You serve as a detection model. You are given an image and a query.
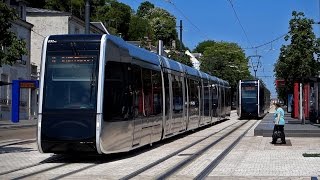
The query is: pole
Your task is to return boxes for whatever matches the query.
[299,83,304,123]
[179,20,182,52]
[85,0,90,34]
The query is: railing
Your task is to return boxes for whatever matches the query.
[0,98,11,105]
[0,98,27,107]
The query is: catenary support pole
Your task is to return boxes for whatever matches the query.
[85,0,90,34]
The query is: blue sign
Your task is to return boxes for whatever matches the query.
[11,80,39,123]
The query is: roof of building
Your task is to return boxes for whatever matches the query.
[26,7,71,16]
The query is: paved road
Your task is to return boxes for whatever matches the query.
[0,111,319,179]
[0,126,36,141]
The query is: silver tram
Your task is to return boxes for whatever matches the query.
[37,34,231,154]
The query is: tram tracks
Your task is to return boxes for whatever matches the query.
[0,113,258,179]
[121,119,259,180]
[0,139,35,148]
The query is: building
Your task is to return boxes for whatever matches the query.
[0,3,109,121]
[185,50,201,70]
[26,7,109,76]
[0,0,33,120]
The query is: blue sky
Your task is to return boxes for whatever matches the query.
[119,0,319,98]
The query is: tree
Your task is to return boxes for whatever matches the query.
[128,15,151,41]
[25,0,46,8]
[148,8,177,46]
[44,0,106,20]
[92,1,132,39]
[135,2,177,47]
[274,11,319,101]
[0,2,27,67]
[168,51,193,67]
[137,1,154,18]
[199,41,251,94]
[193,40,215,54]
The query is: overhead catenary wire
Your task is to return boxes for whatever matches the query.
[163,0,211,40]
[226,0,253,49]
[149,0,286,51]
[244,33,287,49]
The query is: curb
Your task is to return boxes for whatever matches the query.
[0,124,37,129]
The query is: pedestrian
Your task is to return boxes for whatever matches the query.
[272,102,286,144]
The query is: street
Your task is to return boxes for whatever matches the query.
[0,127,36,142]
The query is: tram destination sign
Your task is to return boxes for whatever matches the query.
[49,56,96,64]
[242,86,256,91]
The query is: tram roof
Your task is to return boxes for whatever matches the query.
[184,64,200,77]
[161,57,184,73]
[198,71,210,81]
[241,79,259,84]
[48,34,103,42]
[106,35,160,66]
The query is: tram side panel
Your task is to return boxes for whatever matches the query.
[100,48,163,153]
[211,83,219,123]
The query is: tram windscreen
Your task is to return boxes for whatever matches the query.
[43,42,100,110]
[241,86,257,104]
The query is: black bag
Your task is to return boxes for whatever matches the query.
[272,130,281,140]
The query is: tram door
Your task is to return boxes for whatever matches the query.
[132,66,143,147]
[211,84,218,122]
[171,74,185,133]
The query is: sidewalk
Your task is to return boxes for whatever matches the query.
[254,106,320,137]
[0,118,37,129]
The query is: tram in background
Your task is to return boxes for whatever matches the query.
[237,79,270,119]
[37,34,231,154]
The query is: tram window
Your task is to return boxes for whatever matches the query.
[142,68,153,116]
[241,86,257,104]
[211,84,218,110]
[151,71,162,116]
[172,75,183,114]
[131,65,143,118]
[164,73,170,118]
[43,55,98,110]
[103,61,131,121]
[140,68,162,117]
[203,82,210,116]
[188,79,199,116]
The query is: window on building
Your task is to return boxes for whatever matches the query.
[1,74,9,104]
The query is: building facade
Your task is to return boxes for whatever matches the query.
[26,7,108,74]
[0,2,108,121]
[0,0,33,120]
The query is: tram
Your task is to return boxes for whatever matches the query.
[237,79,270,119]
[37,34,231,154]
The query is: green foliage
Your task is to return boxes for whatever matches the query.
[274,11,319,100]
[44,0,106,20]
[168,51,193,67]
[199,41,251,91]
[92,1,131,39]
[0,2,27,67]
[137,1,154,18]
[128,15,151,41]
[193,40,215,54]
[146,8,177,47]
[25,0,46,8]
